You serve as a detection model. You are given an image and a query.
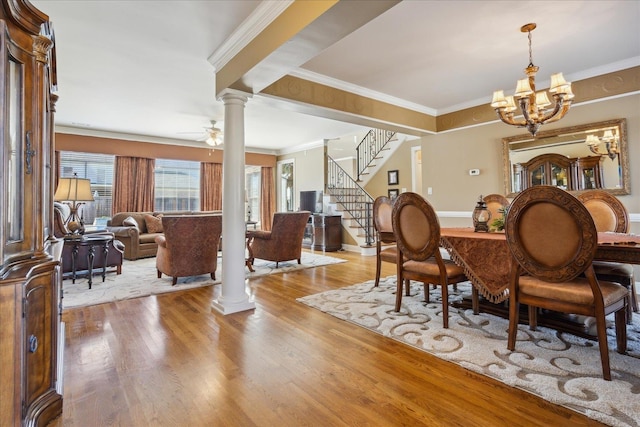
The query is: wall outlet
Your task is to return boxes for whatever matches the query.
[427,187,433,195]
[469,169,480,176]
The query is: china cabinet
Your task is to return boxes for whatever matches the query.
[0,1,62,426]
[573,155,605,190]
[519,153,573,191]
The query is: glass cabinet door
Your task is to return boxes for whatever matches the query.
[550,164,569,190]
[7,57,24,244]
[531,165,545,186]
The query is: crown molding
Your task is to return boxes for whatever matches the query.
[207,1,293,72]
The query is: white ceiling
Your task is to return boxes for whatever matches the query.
[33,0,640,154]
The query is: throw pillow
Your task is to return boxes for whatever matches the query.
[122,216,139,230]
[144,214,163,233]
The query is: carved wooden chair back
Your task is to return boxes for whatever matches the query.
[505,186,628,380]
[577,190,629,233]
[373,196,397,287]
[391,192,468,328]
[483,194,509,224]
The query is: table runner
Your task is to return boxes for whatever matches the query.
[440,227,513,303]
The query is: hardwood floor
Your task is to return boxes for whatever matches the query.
[50,250,604,427]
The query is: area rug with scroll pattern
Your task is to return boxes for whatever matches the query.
[63,251,346,310]
[297,277,640,427]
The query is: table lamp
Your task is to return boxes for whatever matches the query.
[54,173,94,234]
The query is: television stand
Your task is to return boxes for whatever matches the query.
[302,214,342,252]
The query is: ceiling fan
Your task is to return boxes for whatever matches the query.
[203,120,223,146]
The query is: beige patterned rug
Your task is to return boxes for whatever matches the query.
[63,251,346,310]
[298,277,640,427]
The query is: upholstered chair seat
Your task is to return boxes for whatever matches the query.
[505,186,628,381]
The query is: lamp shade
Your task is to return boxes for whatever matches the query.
[54,176,94,202]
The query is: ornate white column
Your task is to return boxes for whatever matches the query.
[211,89,255,314]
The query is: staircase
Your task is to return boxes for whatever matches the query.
[356,129,398,182]
[324,129,399,252]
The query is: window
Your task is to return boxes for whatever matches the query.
[245,165,261,224]
[155,159,200,211]
[59,151,115,224]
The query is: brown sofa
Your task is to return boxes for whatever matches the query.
[107,210,221,260]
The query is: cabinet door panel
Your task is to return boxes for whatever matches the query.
[24,271,55,409]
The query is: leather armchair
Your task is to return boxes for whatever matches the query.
[155,214,222,285]
[247,211,311,268]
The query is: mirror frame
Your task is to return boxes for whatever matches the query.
[502,118,630,197]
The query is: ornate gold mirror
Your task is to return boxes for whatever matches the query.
[502,118,629,197]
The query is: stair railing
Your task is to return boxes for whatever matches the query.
[356,129,397,181]
[326,155,374,246]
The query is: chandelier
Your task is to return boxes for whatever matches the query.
[585,129,619,160]
[490,23,574,136]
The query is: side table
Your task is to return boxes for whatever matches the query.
[63,234,113,289]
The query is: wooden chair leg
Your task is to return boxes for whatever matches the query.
[594,312,612,381]
[172,277,177,286]
[442,285,449,329]
[375,253,382,287]
[528,305,537,330]
[210,272,216,280]
[157,270,162,279]
[507,297,519,351]
[615,300,628,354]
[405,279,411,296]
[395,274,404,312]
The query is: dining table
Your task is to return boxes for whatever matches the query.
[439,227,640,337]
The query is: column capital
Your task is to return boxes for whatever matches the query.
[217,88,252,104]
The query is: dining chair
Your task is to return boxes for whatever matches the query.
[577,190,638,319]
[392,192,468,328]
[373,196,398,287]
[505,186,628,380]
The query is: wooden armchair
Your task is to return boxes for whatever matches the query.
[577,190,638,319]
[247,211,311,268]
[373,196,398,287]
[505,186,628,380]
[392,192,470,328]
[155,215,222,285]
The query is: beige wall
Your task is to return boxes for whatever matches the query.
[278,146,324,210]
[280,95,639,249]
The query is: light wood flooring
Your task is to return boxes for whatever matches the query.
[50,250,604,426]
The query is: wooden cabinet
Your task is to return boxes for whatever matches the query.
[0,1,62,426]
[517,153,605,191]
[573,155,605,190]
[302,214,342,252]
[519,153,573,191]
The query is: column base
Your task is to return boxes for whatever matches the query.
[211,296,255,315]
